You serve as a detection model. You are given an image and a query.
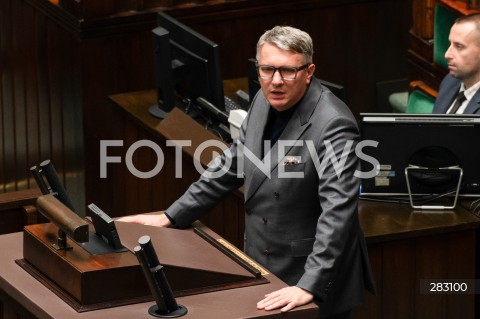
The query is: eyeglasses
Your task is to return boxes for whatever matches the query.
[256,63,310,81]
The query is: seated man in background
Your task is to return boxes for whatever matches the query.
[433,13,480,114]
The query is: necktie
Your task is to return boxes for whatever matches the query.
[448,91,466,114]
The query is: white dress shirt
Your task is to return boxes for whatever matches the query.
[447,80,480,114]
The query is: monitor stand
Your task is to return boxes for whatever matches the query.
[149,104,170,119]
[405,166,463,210]
[149,101,200,120]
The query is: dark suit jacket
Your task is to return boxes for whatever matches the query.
[167,77,376,317]
[433,74,480,114]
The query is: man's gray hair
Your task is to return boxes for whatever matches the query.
[256,26,314,64]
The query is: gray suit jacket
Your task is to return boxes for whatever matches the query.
[433,74,480,114]
[167,77,375,317]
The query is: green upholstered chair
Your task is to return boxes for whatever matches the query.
[406,90,435,113]
[434,4,461,70]
[389,91,409,113]
[406,81,437,114]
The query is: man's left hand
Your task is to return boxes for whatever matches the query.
[256,286,314,312]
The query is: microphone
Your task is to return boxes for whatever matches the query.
[134,235,187,318]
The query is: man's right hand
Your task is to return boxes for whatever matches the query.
[117,211,171,227]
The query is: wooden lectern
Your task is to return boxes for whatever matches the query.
[18,222,270,312]
[9,197,318,318]
[17,215,271,312]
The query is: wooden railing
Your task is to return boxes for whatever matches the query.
[0,188,47,235]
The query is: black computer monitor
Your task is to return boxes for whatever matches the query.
[150,12,225,119]
[359,113,480,199]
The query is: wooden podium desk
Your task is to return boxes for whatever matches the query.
[0,222,319,319]
[354,199,480,319]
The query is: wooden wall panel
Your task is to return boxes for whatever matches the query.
[0,0,84,213]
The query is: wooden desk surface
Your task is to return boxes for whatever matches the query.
[0,223,318,319]
[359,199,480,243]
[108,86,245,193]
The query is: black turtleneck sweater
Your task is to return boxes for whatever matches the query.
[263,104,298,147]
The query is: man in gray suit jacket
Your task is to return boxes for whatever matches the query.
[120,26,375,319]
[433,14,480,114]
